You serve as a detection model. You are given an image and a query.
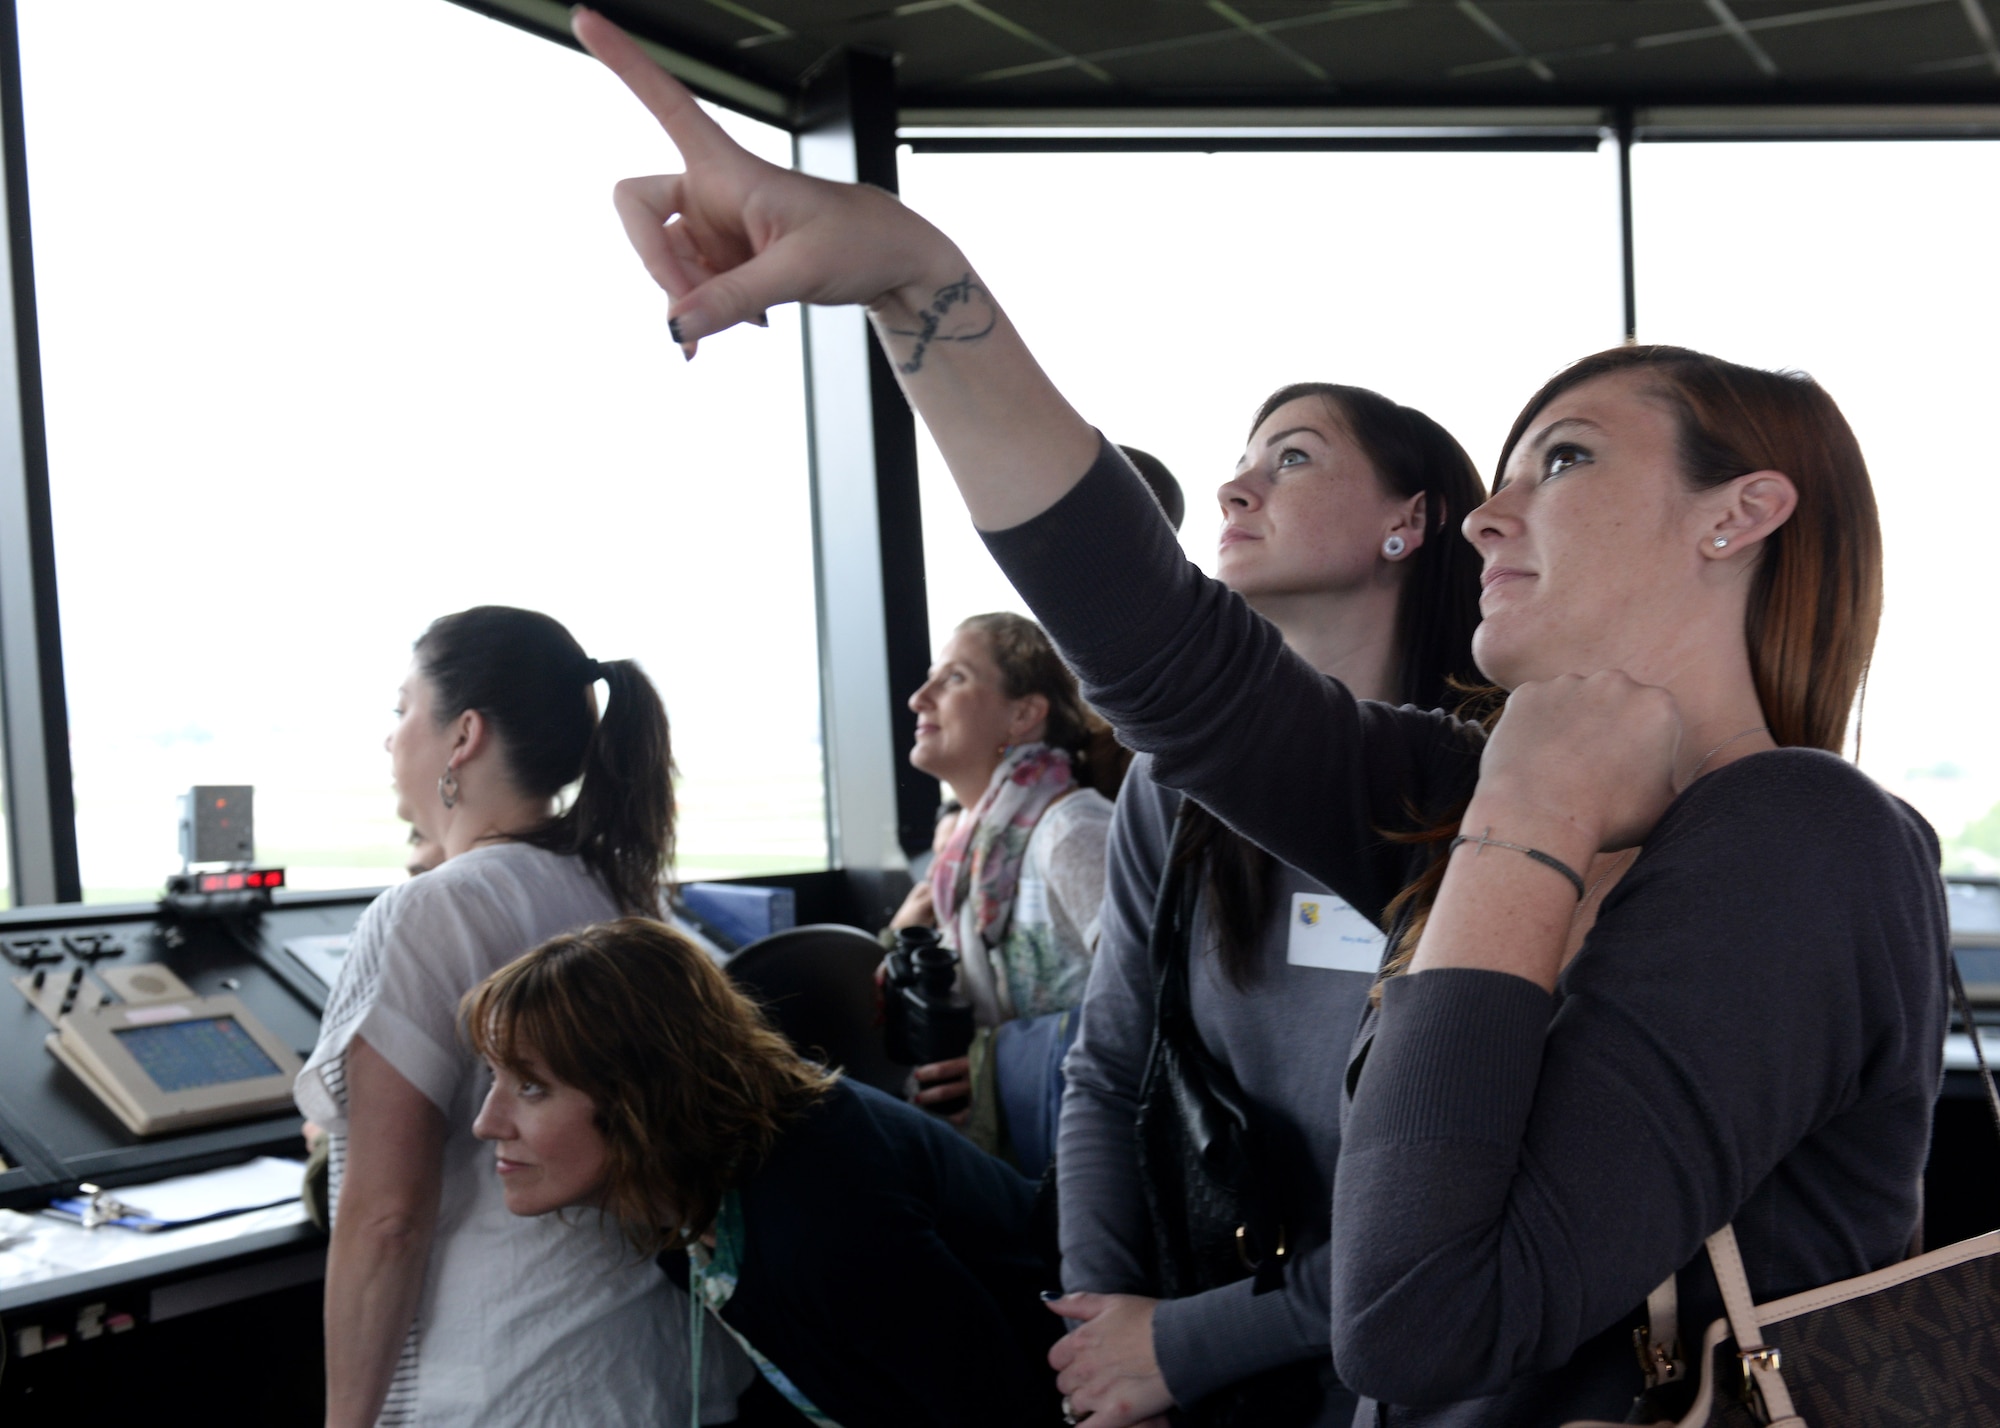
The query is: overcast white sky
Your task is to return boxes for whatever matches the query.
[11,0,2000,897]
[18,0,823,896]
[902,139,2000,866]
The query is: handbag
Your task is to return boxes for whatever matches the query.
[1134,804,1322,1427]
[1566,957,2000,1428]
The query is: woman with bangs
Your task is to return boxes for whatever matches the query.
[466,919,1062,1428]
[1051,381,1484,1428]
[567,16,1948,1427]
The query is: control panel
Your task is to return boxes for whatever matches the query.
[0,892,370,1208]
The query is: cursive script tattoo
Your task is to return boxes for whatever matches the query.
[886,274,997,374]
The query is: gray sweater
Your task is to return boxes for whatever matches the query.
[1058,756,1371,1422]
[988,438,1948,1427]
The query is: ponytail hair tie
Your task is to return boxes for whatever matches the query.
[584,658,607,681]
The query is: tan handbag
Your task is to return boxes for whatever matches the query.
[1566,961,2000,1428]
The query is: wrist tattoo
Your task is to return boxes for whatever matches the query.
[885,274,996,374]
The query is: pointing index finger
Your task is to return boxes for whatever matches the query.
[571,7,730,161]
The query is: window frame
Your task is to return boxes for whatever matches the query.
[0,2,1994,904]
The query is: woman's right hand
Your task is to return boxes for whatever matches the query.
[574,8,1100,532]
[572,9,965,349]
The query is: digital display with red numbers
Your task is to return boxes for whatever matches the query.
[195,868,285,893]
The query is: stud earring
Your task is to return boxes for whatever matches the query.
[1712,537,1729,550]
[438,767,460,810]
[1383,535,1407,558]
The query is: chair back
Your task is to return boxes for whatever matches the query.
[726,925,906,1096]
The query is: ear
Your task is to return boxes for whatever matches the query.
[449,708,491,768]
[1384,491,1427,560]
[1010,692,1050,743]
[1703,470,1799,561]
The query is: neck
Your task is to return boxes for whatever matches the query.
[1247,584,1402,700]
[439,792,553,861]
[945,757,1003,815]
[1637,635,1777,790]
[1674,710,1776,787]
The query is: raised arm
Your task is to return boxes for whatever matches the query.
[573,9,1095,531]
[572,10,1478,902]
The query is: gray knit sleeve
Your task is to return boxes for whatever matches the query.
[981,437,1482,925]
[1329,752,1947,1409]
[1057,762,1171,1297]
[1058,760,1336,1405]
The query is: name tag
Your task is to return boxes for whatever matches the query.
[1287,892,1386,974]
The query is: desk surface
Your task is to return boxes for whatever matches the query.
[0,1199,319,1314]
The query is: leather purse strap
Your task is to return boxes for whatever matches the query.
[1147,803,1203,1039]
[1703,1224,1802,1425]
[1949,954,2000,1147]
[1639,1275,1681,1387]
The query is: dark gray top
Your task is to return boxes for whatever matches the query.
[987,438,1948,1427]
[1058,755,1371,1422]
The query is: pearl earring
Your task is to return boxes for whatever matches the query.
[1712,537,1729,550]
[1382,535,1407,558]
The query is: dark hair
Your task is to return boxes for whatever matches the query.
[463,917,832,1254]
[956,611,1127,798]
[415,606,675,916]
[1118,444,1186,531]
[1379,345,1882,989]
[1187,383,1487,987]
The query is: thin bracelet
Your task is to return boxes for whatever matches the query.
[1448,826,1587,900]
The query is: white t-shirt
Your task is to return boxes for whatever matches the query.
[295,842,751,1427]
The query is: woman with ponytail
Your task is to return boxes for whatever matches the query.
[569,25,1946,1424]
[1050,384,1484,1428]
[296,606,749,1428]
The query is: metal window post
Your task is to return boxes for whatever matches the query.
[0,0,78,906]
[795,49,938,878]
[1615,105,1638,342]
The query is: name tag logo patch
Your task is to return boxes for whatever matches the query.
[1287,891,1386,974]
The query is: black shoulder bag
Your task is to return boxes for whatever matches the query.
[1134,804,1325,1427]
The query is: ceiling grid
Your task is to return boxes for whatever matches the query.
[457,0,2000,130]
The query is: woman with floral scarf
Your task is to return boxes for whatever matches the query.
[890,612,1120,1142]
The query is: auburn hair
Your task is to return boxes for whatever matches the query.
[1182,382,1488,987]
[463,918,833,1254]
[1379,345,1883,986]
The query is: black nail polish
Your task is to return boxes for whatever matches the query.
[750,310,769,328]
[1039,1290,1062,1301]
[668,316,685,345]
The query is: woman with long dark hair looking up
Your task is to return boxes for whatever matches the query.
[570,17,1947,1426]
[296,606,747,1428]
[1049,383,1483,1428]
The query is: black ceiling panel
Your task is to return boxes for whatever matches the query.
[574,0,2000,117]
